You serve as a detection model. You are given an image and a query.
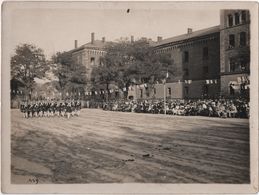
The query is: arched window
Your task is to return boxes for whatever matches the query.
[90,57,95,66]
[234,13,240,25]
[228,14,233,27]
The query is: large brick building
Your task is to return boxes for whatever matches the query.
[129,9,250,100]
[70,33,107,81]
[128,26,221,99]
[70,9,250,100]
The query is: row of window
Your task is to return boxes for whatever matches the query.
[228,32,247,49]
[227,11,247,27]
[139,87,172,98]
[139,85,211,98]
[86,50,106,56]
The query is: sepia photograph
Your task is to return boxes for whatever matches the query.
[1,1,258,194]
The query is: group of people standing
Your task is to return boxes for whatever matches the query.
[20,99,81,119]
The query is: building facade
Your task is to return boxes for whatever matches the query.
[68,9,250,100]
[129,9,250,100]
[70,33,107,81]
[219,10,250,97]
[151,26,221,99]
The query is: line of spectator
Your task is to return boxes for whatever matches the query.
[89,98,249,118]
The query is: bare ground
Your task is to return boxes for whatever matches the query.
[11,109,250,184]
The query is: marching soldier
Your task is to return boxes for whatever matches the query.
[71,99,76,117]
[66,100,72,119]
[61,101,66,117]
[33,101,39,117]
[75,100,81,116]
[56,101,61,117]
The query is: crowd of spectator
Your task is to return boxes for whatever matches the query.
[89,98,249,118]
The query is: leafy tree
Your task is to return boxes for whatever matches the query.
[11,43,48,99]
[91,39,176,99]
[52,51,88,99]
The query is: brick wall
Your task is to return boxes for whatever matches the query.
[153,32,220,99]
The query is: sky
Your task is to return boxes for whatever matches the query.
[3,2,221,60]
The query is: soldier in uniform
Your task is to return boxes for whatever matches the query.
[75,100,81,116]
[20,101,27,118]
[50,100,55,117]
[42,100,47,117]
[71,99,76,117]
[24,101,29,118]
[38,101,43,117]
[33,101,39,117]
[56,101,61,117]
[47,100,51,117]
[27,101,32,118]
[66,100,72,119]
[61,101,66,117]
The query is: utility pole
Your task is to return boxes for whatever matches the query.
[163,70,169,115]
[163,80,166,115]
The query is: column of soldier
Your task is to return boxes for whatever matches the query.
[20,99,81,119]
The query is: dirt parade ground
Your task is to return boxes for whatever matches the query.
[11,109,250,184]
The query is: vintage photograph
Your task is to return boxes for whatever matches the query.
[1,1,258,193]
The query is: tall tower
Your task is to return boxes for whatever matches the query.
[220,10,250,97]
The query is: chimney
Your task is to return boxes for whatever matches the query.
[157,36,162,42]
[74,40,78,48]
[187,28,193,34]
[131,35,134,43]
[91,32,95,44]
[102,37,105,43]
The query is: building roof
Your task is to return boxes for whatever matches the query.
[71,40,110,53]
[153,25,220,47]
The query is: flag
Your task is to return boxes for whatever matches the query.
[178,80,181,84]
[66,92,69,96]
[79,92,81,96]
[188,80,192,84]
[214,79,217,84]
[184,80,188,84]
[89,92,92,95]
[123,87,127,92]
[95,91,98,95]
[206,80,210,84]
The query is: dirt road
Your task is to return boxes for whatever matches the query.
[11,109,249,183]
